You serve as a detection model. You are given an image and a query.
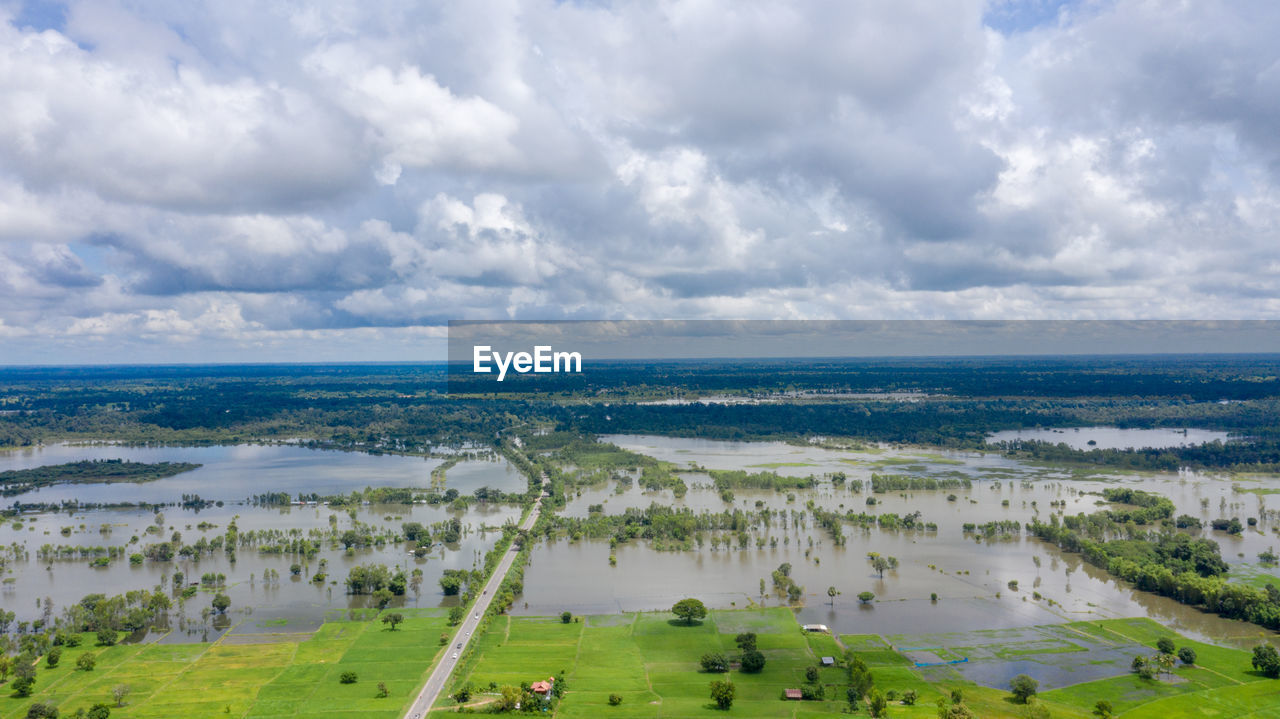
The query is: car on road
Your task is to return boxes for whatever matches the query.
[452,652,458,659]
[456,642,462,648]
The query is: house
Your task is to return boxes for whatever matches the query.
[820,656,835,667]
[784,689,803,700]
[801,623,829,633]
[531,678,555,695]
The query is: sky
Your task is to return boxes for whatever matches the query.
[1,0,1279,363]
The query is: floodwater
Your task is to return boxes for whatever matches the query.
[0,445,524,638]
[519,435,1280,649]
[985,427,1232,451]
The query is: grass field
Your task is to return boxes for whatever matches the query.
[6,609,1277,718]
[0,608,450,719]
[442,610,1279,718]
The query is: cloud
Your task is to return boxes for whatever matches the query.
[0,0,1278,362]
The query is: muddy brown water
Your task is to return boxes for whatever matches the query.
[515,435,1280,649]
[1,445,524,638]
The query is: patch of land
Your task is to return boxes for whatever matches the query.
[439,609,1276,718]
[0,608,449,719]
[0,460,201,496]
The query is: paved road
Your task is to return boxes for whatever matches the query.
[403,474,546,718]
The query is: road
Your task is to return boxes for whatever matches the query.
[403,474,546,718]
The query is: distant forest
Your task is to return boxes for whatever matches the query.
[2,356,1280,471]
[0,459,201,496]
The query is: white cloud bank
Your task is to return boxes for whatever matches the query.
[0,0,1278,362]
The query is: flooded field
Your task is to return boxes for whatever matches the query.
[0,444,524,638]
[986,427,1233,451]
[517,435,1280,649]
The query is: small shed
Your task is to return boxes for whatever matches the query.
[801,623,829,633]
[820,656,835,667]
[784,688,803,700]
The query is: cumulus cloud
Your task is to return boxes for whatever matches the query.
[0,0,1278,362]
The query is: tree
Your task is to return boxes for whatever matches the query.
[1252,644,1280,678]
[847,656,873,699]
[1156,637,1176,654]
[700,653,729,673]
[1178,647,1197,665]
[448,606,465,626]
[211,593,230,613]
[451,685,472,703]
[805,665,819,682]
[381,613,403,631]
[1009,674,1038,703]
[12,675,35,697]
[1130,655,1147,672]
[87,704,111,719]
[24,702,58,719]
[671,598,707,625]
[1154,652,1176,678]
[1092,700,1114,718]
[734,632,757,651]
[290,563,302,576]
[376,681,389,698]
[111,684,131,708]
[76,653,97,671]
[497,685,522,712]
[828,586,840,605]
[96,628,117,646]
[608,693,622,706]
[371,588,393,609]
[873,556,890,578]
[869,690,887,717]
[46,647,62,667]
[561,611,573,624]
[740,650,766,673]
[938,696,977,719]
[340,671,358,684]
[709,680,735,710]
[902,689,918,705]
[857,591,875,604]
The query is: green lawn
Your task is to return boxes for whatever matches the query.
[6,610,1277,718]
[443,612,1278,718]
[1,608,450,719]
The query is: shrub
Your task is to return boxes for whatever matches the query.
[804,665,819,682]
[87,704,111,719]
[700,652,729,673]
[340,671,358,684]
[608,694,622,706]
[77,653,97,671]
[1178,647,1197,665]
[1156,637,1176,654]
